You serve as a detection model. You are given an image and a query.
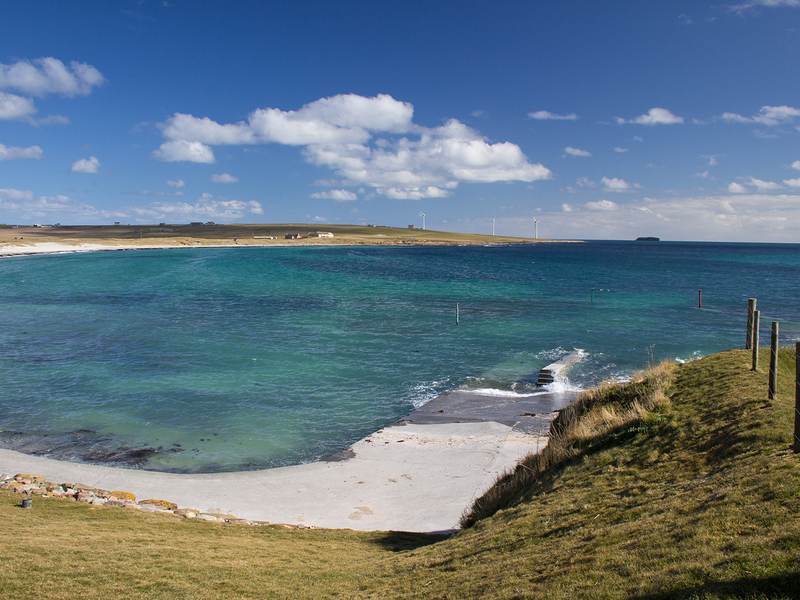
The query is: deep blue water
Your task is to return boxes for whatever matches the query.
[1,240,798,472]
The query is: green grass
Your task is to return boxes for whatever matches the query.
[2,349,798,598]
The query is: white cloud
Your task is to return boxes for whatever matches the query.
[623,108,684,125]
[720,105,800,126]
[0,143,43,160]
[70,156,100,173]
[528,110,579,121]
[154,94,551,198]
[576,176,596,187]
[601,176,641,191]
[728,182,748,193]
[564,146,591,157]
[697,171,709,178]
[702,155,719,166]
[166,179,185,188]
[152,140,215,163]
[0,188,115,220]
[488,193,800,243]
[210,173,240,183]
[747,176,783,190]
[0,57,105,97]
[310,189,358,202]
[783,178,800,187]
[129,196,263,221]
[729,0,800,14]
[0,91,37,121]
[792,160,800,170]
[561,203,573,212]
[614,147,628,153]
[586,199,619,211]
[37,114,70,125]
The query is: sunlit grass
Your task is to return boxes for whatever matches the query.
[2,349,798,598]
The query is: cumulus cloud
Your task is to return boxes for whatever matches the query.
[528,110,579,121]
[783,178,800,187]
[792,160,800,170]
[310,189,358,202]
[720,105,800,126]
[166,179,185,188]
[614,147,629,153]
[601,176,641,191]
[153,94,551,199]
[565,146,591,157]
[621,108,684,125]
[70,156,100,173]
[729,182,748,193]
[0,143,43,160]
[586,199,619,211]
[0,57,105,97]
[152,140,215,163]
[210,173,240,183]
[0,91,37,121]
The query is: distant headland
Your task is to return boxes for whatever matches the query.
[0,223,581,256]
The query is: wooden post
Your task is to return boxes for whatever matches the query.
[751,310,760,371]
[746,298,757,350]
[769,321,779,400]
[795,342,800,453]
[698,290,702,309]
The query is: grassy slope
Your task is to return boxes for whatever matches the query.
[2,349,798,599]
[0,223,550,246]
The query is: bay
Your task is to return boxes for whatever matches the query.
[0,240,798,472]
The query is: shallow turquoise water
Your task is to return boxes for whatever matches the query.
[1,241,798,472]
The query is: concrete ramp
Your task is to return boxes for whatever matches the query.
[536,351,583,386]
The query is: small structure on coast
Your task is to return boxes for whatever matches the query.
[307,231,334,238]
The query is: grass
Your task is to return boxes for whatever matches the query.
[2,349,798,598]
[0,222,560,247]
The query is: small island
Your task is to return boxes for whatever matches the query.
[635,236,660,242]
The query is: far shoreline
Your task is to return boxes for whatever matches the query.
[0,222,581,259]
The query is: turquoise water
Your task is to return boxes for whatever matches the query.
[1,241,799,472]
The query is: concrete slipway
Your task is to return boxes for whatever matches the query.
[0,389,581,534]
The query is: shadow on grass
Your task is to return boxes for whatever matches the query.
[628,572,800,599]
[369,531,451,552]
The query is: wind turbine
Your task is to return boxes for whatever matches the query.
[420,212,426,230]
[533,218,539,239]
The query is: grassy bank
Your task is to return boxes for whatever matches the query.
[0,222,556,248]
[2,349,798,598]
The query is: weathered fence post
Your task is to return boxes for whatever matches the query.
[795,342,800,453]
[746,298,757,350]
[769,321,779,400]
[751,310,760,371]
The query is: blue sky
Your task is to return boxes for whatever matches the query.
[2,0,800,242]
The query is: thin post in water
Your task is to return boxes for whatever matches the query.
[698,290,702,309]
[456,302,459,326]
[769,321,779,400]
[751,310,760,371]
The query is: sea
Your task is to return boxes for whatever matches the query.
[1,240,799,473]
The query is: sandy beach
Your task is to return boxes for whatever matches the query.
[0,390,580,533]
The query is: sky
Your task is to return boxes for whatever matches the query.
[1,1,800,242]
